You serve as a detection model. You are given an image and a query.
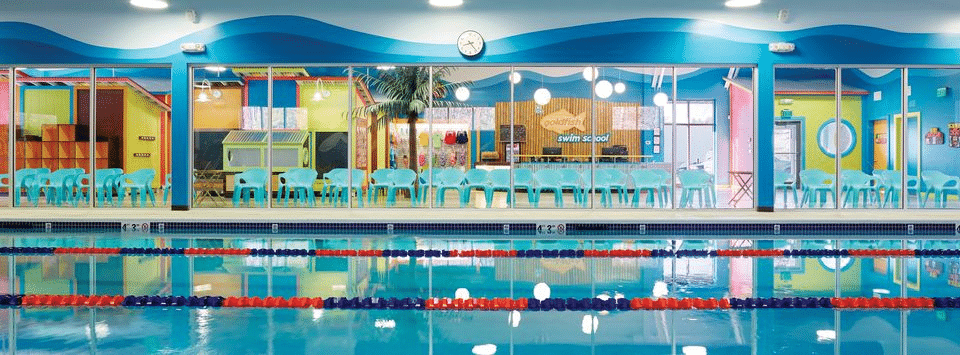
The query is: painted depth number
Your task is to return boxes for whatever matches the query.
[537,223,566,236]
[122,222,151,233]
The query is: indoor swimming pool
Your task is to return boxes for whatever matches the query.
[0,231,956,354]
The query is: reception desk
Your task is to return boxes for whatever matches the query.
[515,161,672,176]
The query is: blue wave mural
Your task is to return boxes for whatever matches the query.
[0,16,959,65]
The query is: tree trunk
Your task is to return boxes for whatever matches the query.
[408,113,419,172]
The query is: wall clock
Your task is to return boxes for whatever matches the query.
[457,30,484,57]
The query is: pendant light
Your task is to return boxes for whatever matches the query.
[534,73,551,106]
[312,78,331,101]
[614,70,626,94]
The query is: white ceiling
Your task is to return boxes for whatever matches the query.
[2,0,960,49]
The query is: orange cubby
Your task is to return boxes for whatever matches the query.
[58,159,75,170]
[0,158,7,172]
[41,142,58,159]
[95,142,108,159]
[58,141,75,158]
[75,142,90,159]
[74,159,90,169]
[40,159,56,170]
[41,125,58,142]
[15,142,25,158]
[15,159,25,170]
[96,158,108,169]
[58,125,76,141]
[24,141,41,159]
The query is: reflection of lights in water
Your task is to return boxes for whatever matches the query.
[196,309,211,344]
[816,329,836,343]
[193,284,212,292]
[682,346,707,355]
[652,281,669,298]
[313,309,325,322]
[581,315,599,334]
[374,319,396,329]
[508,310,521,328]
[614,292,625,300]
[597,293,611,315]
[331,284,347,292]
[455,288,470,300]
[472,344,497,355]
[533,283,551,301]
[85,321,110,340]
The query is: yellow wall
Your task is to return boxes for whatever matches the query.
[775,95,863,172]
[23,266,71,294]
[123,88,164,187]
[299,82,362,132]
[298,271,348,298]
[774,258,861,293]
[193,87,242,130]
[21,88,72,136]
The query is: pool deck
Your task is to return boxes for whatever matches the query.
[0,208,956,224]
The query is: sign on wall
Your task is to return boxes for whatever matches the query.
[540,109,586,134]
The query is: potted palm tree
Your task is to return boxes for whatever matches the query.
[352,66,471,172]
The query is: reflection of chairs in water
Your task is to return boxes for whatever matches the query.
[799,169,836,208]
[920,170,960,208]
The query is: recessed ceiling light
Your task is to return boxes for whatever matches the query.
[429,0,463,7]
[204,66,227,73]
[130,0,169,9]
[724,0,761,7]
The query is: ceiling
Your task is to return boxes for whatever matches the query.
[2,0,960,49]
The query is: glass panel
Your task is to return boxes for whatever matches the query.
[510,66,600,208]
[907,68,960,209]
[192,66,266,208]
[352,66,431,208]
[839,68,901,209]
[774,68,838,209]
[0,68,9,207]
[14,67,91,208]
[93,67,171,208]
[267,67,348,208]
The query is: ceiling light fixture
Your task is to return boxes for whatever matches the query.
[204,66,227,73]
[653,92,669,107]
[429,0,463,7]
[130,0,169,9]
[376,66,396,70]
[582,67,599,81]
[595,80,613,99]
[724,0,761,8]
[195,79,212,103]
[455,87,471,102]
[510,71,522,84]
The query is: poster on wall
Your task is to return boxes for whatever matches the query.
[949,123,960,148]
[926,260,944,278]
[925,127,945,145]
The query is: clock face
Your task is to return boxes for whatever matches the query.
[457,30,484,57]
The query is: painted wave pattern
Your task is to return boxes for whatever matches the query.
[0,16,957,64]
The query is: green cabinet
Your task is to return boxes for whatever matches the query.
[221,130,310,172]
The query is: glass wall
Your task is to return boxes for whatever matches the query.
[93,67,172,208]
[185,65,757,210]
[906,68,960,209]
[13,68,91,208]
[0,69,9,207]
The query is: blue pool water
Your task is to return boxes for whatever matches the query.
[0,233,957,354]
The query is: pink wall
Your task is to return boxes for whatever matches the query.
[0,81,8,125]
[729,84,754,172]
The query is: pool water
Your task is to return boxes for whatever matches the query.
[0,233,957,354]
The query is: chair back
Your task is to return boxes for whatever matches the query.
[293,168,318,186]
[841,169,875,187]
[236,168,268,186]
[557,168,582,187]
[370,169,395,185]
[630,169,662,187]
[464,168,489,185]
[119,168,157,186]
[799,169,833,187]
[534,169,562,188]
[348,169,366,187]
[513,168,533,186]
[439,168,465,186]
[921,170,958,188]
[651,169,672,185]
[489,169,510,188]
[774,170,792,186]
[393,169,417,186]
[678,169,711,187]
[602,168,627,185]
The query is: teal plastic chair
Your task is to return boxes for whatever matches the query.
[387,169,418,207]
[74,168,121,207]
[161,173,172,205]
[278,168,318,207]
[232,168,268,207]
[600,168,628,206]
[630,169,664,208]
[651,169,673,206]
[533,169,564,208]
[485,169,512,208]
[799,169,836,208]
[557,168,583,205]
[367,169,395,206]
[435,168,465,207]
[38,168,84,207]
[3,169,36,207]
[463,168,490,206]
[873,170,917,208]
[583,170,615,208]
[678,169,716,208]
[117,168,157,207]
[512,168,536,206]
[774,170,799,208]
[329,169,365,207]
[320,168,347,205]
[840,170,879,208]
[920,170,960,208]
[417,169,441,204]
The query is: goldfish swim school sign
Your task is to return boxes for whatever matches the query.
[556,132,611,143]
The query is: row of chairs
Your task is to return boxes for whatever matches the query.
[0,168,164,207]
[225,167,718,209]
[775,168,960,208]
